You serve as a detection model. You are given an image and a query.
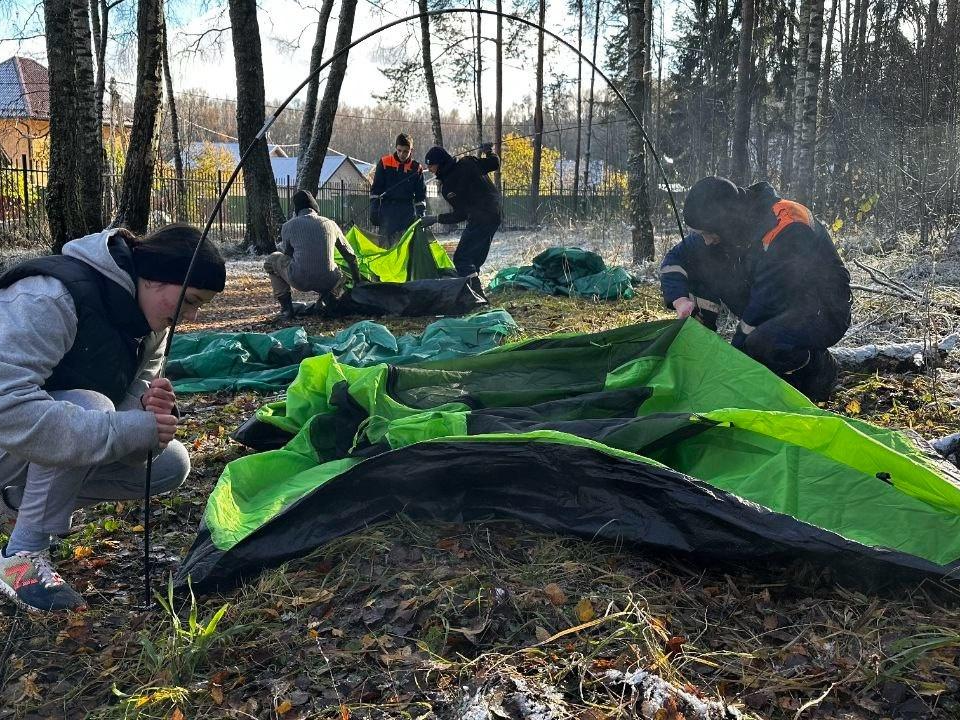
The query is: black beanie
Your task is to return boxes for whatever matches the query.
[424,146,453,167]
[396,133,412,148]
[682,176,743,234]
[132,223,226,292]
[293,189,320,213]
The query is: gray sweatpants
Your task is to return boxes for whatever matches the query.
[0,389,190,535]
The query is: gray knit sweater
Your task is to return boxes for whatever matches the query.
[279,210,357,292]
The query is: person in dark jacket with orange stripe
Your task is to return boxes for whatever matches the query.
[369,133,427,246]
[660,176,851,401]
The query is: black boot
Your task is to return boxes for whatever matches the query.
[795,349,839,402]
[275,292,295,321]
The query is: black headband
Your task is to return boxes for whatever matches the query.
[132,245,226,292]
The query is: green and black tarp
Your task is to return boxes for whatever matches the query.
[489,247,634,300]
[166,311,518,393]
[177,319,960,591]
[339,223,455,282]
[329,223,485,316]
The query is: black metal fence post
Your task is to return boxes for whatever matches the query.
[21,155,29,230]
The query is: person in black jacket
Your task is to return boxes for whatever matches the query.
[660,176,852,401]
[369,133,427,246]
[421,145,501,276]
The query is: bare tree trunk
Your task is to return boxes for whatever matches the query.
[797,0,824,206]
[161,13,187,221]
[817,0,838,207]
[419,0,444,146]
[788,0,811,191]
[495,0,503,190]
[43,0,103,251]
[297,0,335,178]
[298,0,359,195]
[582,0,601,191]
[229,0,284,252]
[475,0,484,150]
[115,0,164,234]
[529,0,546,225]
[731,0,755,183]
[572,0,583,200]
[627,0,654,261]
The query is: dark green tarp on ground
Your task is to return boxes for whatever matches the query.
[489,247,634,299]
[167,311,518,393]
[177,319,960,591]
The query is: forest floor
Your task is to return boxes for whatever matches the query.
[1,224,960,720]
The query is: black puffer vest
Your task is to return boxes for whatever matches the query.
[0,244,151,404]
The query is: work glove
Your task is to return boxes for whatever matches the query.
[420,215,439,228]
[369,199,381,227]
[480,142,494,154]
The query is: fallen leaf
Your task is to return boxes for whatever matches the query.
[277,699,293,715]
[73,545,94,560]
[130,524,145,533]
[535,625,551,642]
[575,598,595,623]
[544,583,567,606]
[665,635,686,656]
[845,399,861,414]
[340,703,351,720]
[210,682,224,704]
[170,708,185,720]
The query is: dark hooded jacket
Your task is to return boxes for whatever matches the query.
[661,182,851,330]
[435,154,502,225]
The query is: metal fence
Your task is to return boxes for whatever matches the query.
[0,156,643,243]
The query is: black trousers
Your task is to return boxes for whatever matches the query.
[453,218,501,276]
[379,202,416,246]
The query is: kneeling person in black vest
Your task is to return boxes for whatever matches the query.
[0,223,225,613]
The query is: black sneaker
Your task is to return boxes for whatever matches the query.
[0,547,87,613]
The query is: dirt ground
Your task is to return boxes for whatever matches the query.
[2,237,960,720]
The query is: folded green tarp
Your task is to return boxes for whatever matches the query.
[338,223,455,282]
[166,311,517,393]
[489,247,634,299]
[177,318,960,591]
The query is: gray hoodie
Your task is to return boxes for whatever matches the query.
[0,229,162,468]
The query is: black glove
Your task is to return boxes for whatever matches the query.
[415,203,426,219]
[420,215,439,228]
[369,199,380,227]
[481,142,494,154]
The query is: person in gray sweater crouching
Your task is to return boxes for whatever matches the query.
[264,190,362,320]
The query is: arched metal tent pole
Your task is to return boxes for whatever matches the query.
[144,6,685,606]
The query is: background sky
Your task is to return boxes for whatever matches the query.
[0,0,677,119]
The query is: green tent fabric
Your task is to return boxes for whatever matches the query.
[337,223,455,283]
[489,247,634,299]
[177,318,960,590]
[166,311,517,393]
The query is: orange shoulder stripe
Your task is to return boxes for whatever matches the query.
[761,200,814,248]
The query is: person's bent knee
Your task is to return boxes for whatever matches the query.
[151,440,190,495]
[48,388,115,413]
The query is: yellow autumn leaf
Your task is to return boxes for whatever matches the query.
[831,217,844,233]
[130,524,145,533]
[845,399,861,415]
[73,545,94,560]
[574,598,595,623]
[277,699,293,715]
